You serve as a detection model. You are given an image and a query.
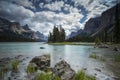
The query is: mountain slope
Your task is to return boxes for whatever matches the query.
[0,17,46,42]
[68,17,101,38]
[91,3,120,37]
[68,3,120,42]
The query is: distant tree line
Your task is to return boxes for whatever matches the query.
[0,33,36,42]
[66,36,95,42]
[48,25,66,42]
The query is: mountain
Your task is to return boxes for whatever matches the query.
[22,24,31,30]
[36,31,48,41]
[84,17,101,36]
[0,17,47,42]
[91,3,120,37]
[68,17,101,38]
[68,3,120,42]
[68,29,83,38]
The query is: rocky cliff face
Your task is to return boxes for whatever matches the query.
[0,17,46,41]
[91,3,120,37]
[68,29,83,38]
[69,3,120,39]
[84,17,101,35]
[69,17,101,38]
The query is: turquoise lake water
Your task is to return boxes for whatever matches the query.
[0,42,116,80]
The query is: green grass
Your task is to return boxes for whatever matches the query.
[35,72,60,80]
[35,70,95,80]
[99,56,106,61]
[11,60,19,72]
[53,75,61,80]
[73,70,96,80]
[0,65,8,79]
[89,53,105,61]
[114,54,120,62]
[27,63,37,74]
[89,53,98,59]
[35,72,51,80]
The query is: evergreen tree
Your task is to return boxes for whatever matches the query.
[113,3,120,43]
[60,28,65,42]
[103,29,107,43]
[56,27,60,42]
[95,37,101,45]
[52,26,57,42]
[48,25,66,42]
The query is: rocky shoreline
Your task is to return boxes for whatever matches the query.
[0,50,120,80]
[0,54,95,80]
[27,54,76,80]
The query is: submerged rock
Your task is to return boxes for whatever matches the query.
[95,68,101,72]
[40,47,45,49]
[30,54,50,72]
[113,46,119,51]
[53,60,75,80]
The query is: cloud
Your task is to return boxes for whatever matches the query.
[73,0,116,21]
[0,1,34,21]
[0,0,116,36]
[1,0,35,9]
[39,3,44,8]
[21,11,84,35]
[43,1,64,11]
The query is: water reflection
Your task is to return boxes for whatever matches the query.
[51,45,66,67]
[50,45,92,71]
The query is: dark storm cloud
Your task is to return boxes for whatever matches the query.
[0,0,34,22]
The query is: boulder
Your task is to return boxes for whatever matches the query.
[30,54,50,72]
[113,46,119,51]
[95,68,101,72]
[40,47,45,49]
[53,60,75,80]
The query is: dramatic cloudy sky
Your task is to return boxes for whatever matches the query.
[0,0,117,36]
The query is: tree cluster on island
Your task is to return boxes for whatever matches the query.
[48,25,66,42]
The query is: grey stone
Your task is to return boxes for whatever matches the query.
[53,60,75,80]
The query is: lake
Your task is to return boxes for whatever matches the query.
[0,42,118,80]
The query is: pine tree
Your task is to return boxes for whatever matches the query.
[60,28,65,42]
[95,37,101,45]
[48,25,66,42]
[52,26,57,42]
[113,3,120,43]
[56,27,60,42]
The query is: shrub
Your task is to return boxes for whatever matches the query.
[95,37,101,45]
[53,75,61,80]
[115,54,120,62]
[74,70,85,80]
[89,53,106,61]
[27,63,37,74]
[11,60,19,72]
[89,53,98,59]
[35,72,51,80]
[0,65,8,79]
[73,70,96,80]
[35,72,61,80]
